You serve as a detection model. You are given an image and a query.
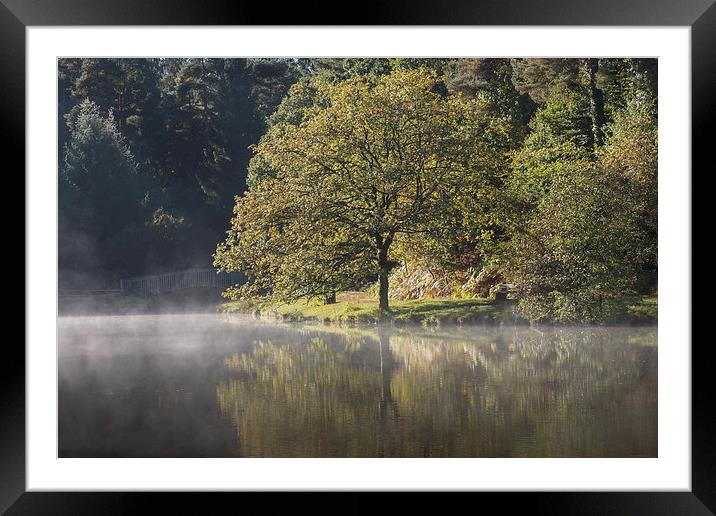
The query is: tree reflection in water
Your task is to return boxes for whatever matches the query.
[216,326,656,457]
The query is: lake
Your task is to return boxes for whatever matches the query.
[58,314,657,457]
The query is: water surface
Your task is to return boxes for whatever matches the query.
[59,314,657,457]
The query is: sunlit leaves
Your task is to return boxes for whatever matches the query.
[215,68,509,307]
[506,97,658,322]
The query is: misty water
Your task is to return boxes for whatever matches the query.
[58,314,657,457]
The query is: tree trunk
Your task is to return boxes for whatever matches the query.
[585,58,605,148]
[378,246,390,312]
[324,292,337,305]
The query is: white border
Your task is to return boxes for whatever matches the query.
[27,27,691,491]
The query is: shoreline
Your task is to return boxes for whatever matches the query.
[219,293,658,328]
[57,289,657,327]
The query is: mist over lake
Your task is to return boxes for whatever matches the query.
[59,314,656,458]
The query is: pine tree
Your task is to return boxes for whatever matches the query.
[60,99,148,284]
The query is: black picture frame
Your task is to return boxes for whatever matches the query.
[3,0,710,513]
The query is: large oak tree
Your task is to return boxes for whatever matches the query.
[214,68,508,311]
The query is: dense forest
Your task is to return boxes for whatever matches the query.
[58,58,657,322]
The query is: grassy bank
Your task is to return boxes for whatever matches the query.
[222,291,523,326]
[220,292,658,327]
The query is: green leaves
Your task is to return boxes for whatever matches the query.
[215,68,507,308]
[506,96,658,322]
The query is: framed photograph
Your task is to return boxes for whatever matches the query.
[4,0,709,512]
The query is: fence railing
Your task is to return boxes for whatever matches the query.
[119,269,245,295]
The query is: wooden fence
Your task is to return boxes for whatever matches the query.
[119,269,245,295]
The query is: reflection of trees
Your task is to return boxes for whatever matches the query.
[463,328,658,457]
[383,335,489,456]
[217,337,387,457]
[216,327,656,457]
